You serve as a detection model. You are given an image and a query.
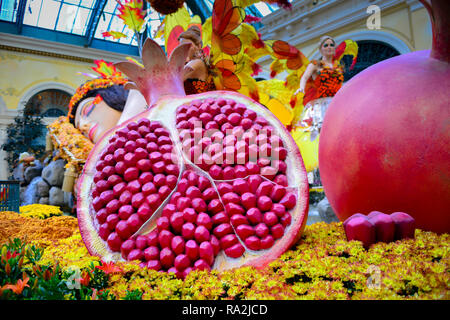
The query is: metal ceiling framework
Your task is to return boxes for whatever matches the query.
[0,0,278,57]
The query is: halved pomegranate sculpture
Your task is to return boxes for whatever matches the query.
[77,39,309,277]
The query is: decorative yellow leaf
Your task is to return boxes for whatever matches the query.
[118,1,146,33]
[125,56,144,68]
[102,31,127,40]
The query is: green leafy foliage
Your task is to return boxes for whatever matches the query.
[1,99,46,176]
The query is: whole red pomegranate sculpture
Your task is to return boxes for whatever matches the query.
[319,0,450,234]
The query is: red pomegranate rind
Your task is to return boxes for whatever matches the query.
[77,91,309,272]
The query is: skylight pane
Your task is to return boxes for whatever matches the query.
[64,0,82,5]
[55,3,77,33]
[0,0,17,22]
[94,12,113,38]
[36,0,60,30]
[23,0,42,26]
[72,7,91,35]
[103,0,118,13]
[80,0,95,7]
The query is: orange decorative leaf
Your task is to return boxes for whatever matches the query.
[212,0,244,56]
[271,40,308,71]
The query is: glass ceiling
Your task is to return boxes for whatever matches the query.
[0,0,288,55]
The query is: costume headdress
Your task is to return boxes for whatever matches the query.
[67,60,128,120]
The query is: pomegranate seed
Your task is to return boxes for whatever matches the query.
[248,175,262,193]
[128,249,143,261]
[118,205,134,220]
[245,236,261,251]
[162,204,176,218]
[224,243,245,258]
[230,214,248,227]
[256,181,273,197]
[107,175,123,187]
[127,214,142,233]
[160,248,175,269]
[146,230,158,246]
[99,190,114,203]
[280,213,292,227]
[96,208,108,224]
[137,204,151,221]
[271,185,286,202]
[177,197,191,211]
[157,216,170,231]
[159,230,174,249]
[121,239,135,258]
[124,167,139,182]
[247,208,263,225]
[260,235,275,249]
[147,193,162,209]
[153,174,166,187]
[263,211,279,227]
[142,182,156,196]
[241,192,257,209]
[106,199,120,214]
[280,192,296,210]
[127,180,141,194]
[220,234,238,249]
[194,225,210,243]
[203,187,218,201]
[208,199,223,214]
[158,185,172,199]
[185,240,199,261]
[212,211,229,225]
[199,241,214,266]
[213,223,233,238]
[98,223,110,240]
[255,223,269,238]
[272,203,286,217]
[182,208,197,223]
[192,198,207,213]
[236,224,255,240]
[222,192,240,204]
[181,222,195,239]
[174,254,191,271]
[271,223,285,239]
[135,235,148,250]
[196,212,213,229]
[170,212,184,233]
[147,260,161,271]
[171,236,185,255]
[225,203,245,216]
[116,220,132,239]
[193,259,210,271]
[257,196,273,212]
[107,232,122,252]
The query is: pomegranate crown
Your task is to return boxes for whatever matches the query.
[115,38,191,106]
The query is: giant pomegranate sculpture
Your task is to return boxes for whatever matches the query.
[76,39,309,277]
[319,0,450,234]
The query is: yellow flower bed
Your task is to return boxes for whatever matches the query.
[19,204,63,219]
[18,214,447,300]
